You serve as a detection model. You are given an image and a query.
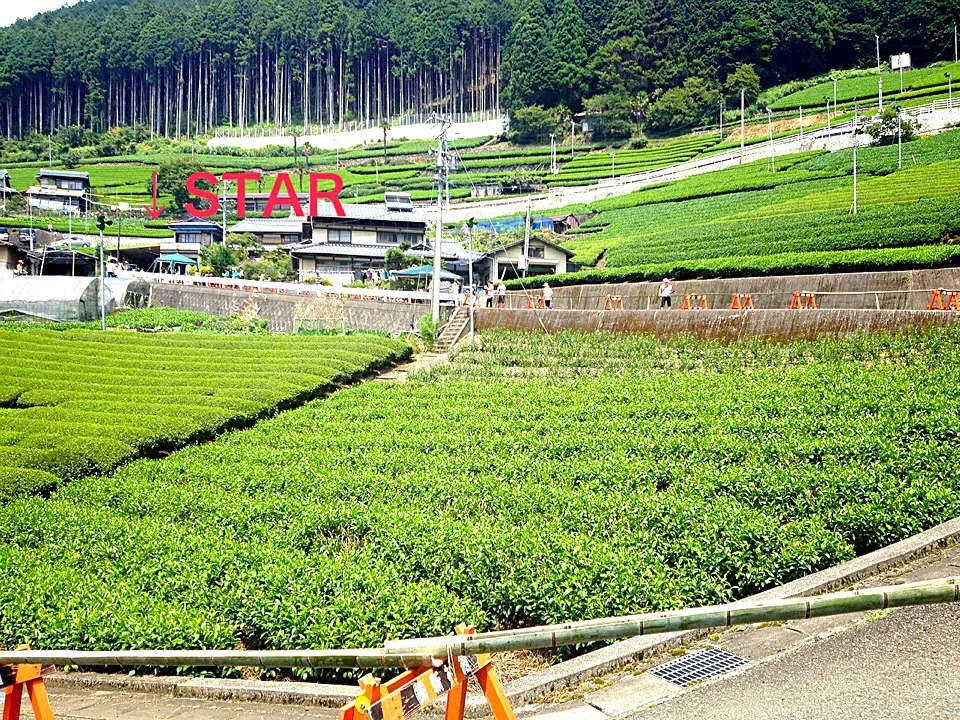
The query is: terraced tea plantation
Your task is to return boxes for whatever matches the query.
[520,128,960,287]
[2,328,958,674]
[0,327,410,499]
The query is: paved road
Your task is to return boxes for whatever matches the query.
[634,604,960,720]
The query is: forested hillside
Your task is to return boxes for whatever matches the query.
[0,0,955,139]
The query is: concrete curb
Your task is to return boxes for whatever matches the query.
[46,516,960,712]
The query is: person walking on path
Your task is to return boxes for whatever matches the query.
[497,280,507,306]
[542,282,554,309]
[659,277,673,308]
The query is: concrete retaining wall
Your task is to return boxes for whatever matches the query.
[149,284,429,334]
[474,308,960,341]
[508,268,960,311]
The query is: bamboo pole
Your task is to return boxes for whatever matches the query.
[1,577,956,670]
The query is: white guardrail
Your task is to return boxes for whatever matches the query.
[133,272,455,304]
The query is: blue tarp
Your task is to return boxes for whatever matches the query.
[474,216,554,234]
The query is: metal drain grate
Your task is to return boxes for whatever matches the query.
[647,648,750,687]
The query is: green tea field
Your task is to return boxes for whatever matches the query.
[2,327,959,674]
[0,321,409,500]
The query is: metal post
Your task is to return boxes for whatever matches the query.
[570,119,575,159]
[719,101,723,139]
[878,77,883,111]
[826,97,831,131]
[955,24,958,63]
[28,200,34,251]
[852,102,858,215]
[611,152,616,178]
[99,228,106,331]
[897,107,903,169]
[899,63,903,93]
[876,34,881,73]
[431,116,451,323]
[832,77,838,111]
[767,108,775,172]
[799,105,803,145]
[739,89,745,164]
[946,73,953,109]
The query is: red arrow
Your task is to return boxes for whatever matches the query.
[144,170,166,220]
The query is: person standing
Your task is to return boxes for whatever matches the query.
[484,280,494,307]
[497,280,507,306]
[659,277,673,308]
[542,282,554,309]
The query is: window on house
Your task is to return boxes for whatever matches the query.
[401,232,422,245]
[377,231,399,244]
[178,232,203,244]
[529,245,545,259]
[328,228,353,244]
[280,234,301,244]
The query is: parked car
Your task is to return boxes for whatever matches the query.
[18,229,37,244]
[0,227,8,242]
[60,235,91,248]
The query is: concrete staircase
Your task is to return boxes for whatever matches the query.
[435,307,472,352]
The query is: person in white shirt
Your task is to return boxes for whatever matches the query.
[542,282,554,309]
[496,281,507,306]
[658,278,673,308]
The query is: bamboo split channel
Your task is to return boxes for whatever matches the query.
[2,576,957,670]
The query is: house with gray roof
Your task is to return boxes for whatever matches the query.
[27,169,91,214]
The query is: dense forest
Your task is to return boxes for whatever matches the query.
[0,0,956,139]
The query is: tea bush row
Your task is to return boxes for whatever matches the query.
[0,330,410,497]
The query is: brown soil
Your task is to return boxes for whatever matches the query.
[725,112,828,142]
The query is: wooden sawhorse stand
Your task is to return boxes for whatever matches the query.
[2,651,56,720]
[340,626,514,720]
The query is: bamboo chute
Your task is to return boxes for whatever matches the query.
[1,577,956,670]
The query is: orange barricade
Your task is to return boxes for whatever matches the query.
[927,289,960,311]
[526,295,545,309]
[680,294,709,310]
[339,626,515,720]
[2,647,56,720]
[604,295,624,310]
[789,292,819,309]
[729,293,755,310]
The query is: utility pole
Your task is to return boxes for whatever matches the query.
[899,62,904,93]
[549,134,558,175]
[465,218,476,337]
[946,72,953,109]
[719,101,724,139]
[852,101,858,215]
[739,88,745,164]
[522,197,531,278]
[611,152,616,178]
[430,114,452,322]
[875,34,881,73]
[825,96,831,131]
[831,77,838,111]
[221,177,228,244]
[955,24,958,63]
[767,108,775,172]
[799,106,803,146]
[570,119,575,159]
[878,77,883,111]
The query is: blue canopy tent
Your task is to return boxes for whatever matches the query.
[393,264,460,282]
[149,253,198,274]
